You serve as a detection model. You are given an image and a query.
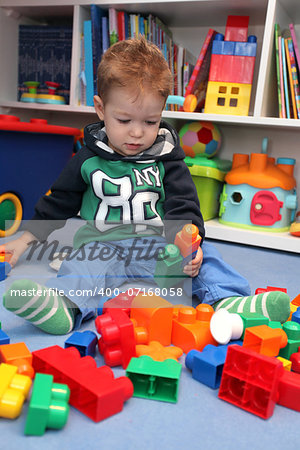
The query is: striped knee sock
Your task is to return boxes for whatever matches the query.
[213,291,290,323]
[3,279,77,335]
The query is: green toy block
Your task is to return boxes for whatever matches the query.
[279,321,300,360]
[126,355,182,403]
[154,244,187,289]
[238,313,269,338]
[268,321,283,330]
[25,373,70,436]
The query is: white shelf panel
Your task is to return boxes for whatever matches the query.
[205,218,300,253]
[0,101,95,114]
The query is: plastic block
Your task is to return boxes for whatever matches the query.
[238,312,269,338]
[174,224,201,259]
[95,308,136,368]
[292,307,300,325]
[243,325,287,357]
[212,39,235,55]
[126,355,182,403]
[204,81,252,116]
[100,289,140,316]
[0,342,34,378]
[290,352,300,373]
[224,15,249,42]
[0,329,10,345]
[210,309,244,344]
[291,294,300,307]
[277,370,300,412]
[255,286,287,294]
[154,244,186,289]
[136,341,183,362]
[130,294,174,346]
[0,261,11,281]
[235,40,257,57]
[279,321,300,360]
[208,54,256,84]
[268,321,283,329]
[218,345,284,419]
[64,330,98,357]
[25,373,70,435]
[0,363,32,419]
[277,356,292,371]
[171,304,217,353]
[32,345,133,422]
[185,344,228,389]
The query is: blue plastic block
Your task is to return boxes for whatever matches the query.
[64,330,98,357]
[185,344,228,389]
[292,307,300,325]
[212,40,235,55]
[234,41,257,57]
[0,262,11,282]
[0,329,10,345]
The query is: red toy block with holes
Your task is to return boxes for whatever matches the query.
[0,342,34,379]
[243,325,288,357]
[218,344,284,419]
[225,15,249,42]
[209,54,256,84]
[174,224,201,259]
[95,308,136,368]
[32,345,133,422]
[255,286,287,295]
[277,370,300,412]
[102,289,140,316]
[172,304,217,353]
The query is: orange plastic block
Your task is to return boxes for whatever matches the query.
[0,251,12,263]
[171,304,217,353]
[243,325,288,357]
[136,341,183,362]
[130,294,174,346]
[0,342,34,378]
[291,294,300,307]
[174,224,201,258]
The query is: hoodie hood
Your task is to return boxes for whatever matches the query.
[84,120,185,162]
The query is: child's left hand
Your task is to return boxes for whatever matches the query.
[183,246,203,278]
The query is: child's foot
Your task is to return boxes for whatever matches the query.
[3,279,77,334]
[213,291,290,323]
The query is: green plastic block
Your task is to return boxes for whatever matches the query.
[238,313,269,338]
[25,373,70,436]
[268,321,283,330]
[154,244,187,289]
[279,321,300,360]
[126,355,182,403]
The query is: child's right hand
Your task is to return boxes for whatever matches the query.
[0,231,37,268]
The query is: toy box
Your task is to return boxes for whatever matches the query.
[185,156,231,221]
[0,115,80,236]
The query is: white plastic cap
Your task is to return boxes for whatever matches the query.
[210,309,244,345]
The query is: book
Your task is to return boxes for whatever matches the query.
[286,37,300,118]
[285,38,297,118]
[90,5,107,95]
[289,23,300,74]
[102,17,109,53]
[281,36,291,118]
[109,8,118,46]
[274,24,283,117]
[184,28,218,112]
[278,36,286,118]
[117,11,126,41]
[83,20,94,106]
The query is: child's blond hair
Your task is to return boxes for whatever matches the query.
[97,36,173,103]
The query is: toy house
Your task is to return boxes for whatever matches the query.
[204,15,257,115]
[219,153,297,232]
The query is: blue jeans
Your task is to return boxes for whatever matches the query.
[46,237,250,329]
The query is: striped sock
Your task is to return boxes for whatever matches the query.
[212,291,290,323]
[3,279,77,335]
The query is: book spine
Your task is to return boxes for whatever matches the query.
[109,8,118,45]
[285,38,297,118]
[84,20,94,106]
[278,36,286,118]
[281,36,291,118]
[289,23,300,73]
[274,24,282,118]
[287,37,300,118]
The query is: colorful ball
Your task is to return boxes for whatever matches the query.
[179,121,221,158]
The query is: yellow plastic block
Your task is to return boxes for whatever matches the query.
[204,81,252,116]
[0,363,32,419]
[287,303,298,321]
[277,356,292,371]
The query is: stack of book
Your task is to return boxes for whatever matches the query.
[80,5,197,107]
[18,25,72,103]
[274,23,300,119]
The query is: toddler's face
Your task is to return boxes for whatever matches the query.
[94,87,165,156]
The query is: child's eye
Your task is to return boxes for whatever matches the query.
[146,121,157,125]
[117,119,130,123]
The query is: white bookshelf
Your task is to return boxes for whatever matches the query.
[0,0,300,253]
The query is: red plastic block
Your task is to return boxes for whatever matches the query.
[255,286,287,295]
[172,304,217,353]
[209,53,255,84]
[291,293,300,307]
[32,345,133,422]
[277,370,300,412]
[174,224,201,258]
[102,289,140,316]
[0,342,34,378]
[95,308,136,368]
[219,344,284,419]
[290,352,300,373]
[225,15,249,42]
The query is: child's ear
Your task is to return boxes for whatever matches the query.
[94,95,104,120]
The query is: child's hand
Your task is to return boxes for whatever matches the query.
[183,245,203,278]
[0,231,36,268]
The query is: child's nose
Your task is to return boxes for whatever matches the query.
[129,124,143,138]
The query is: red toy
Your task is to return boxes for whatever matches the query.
[95,308,136,368]
[101,289,140,316]
[32,345,133,422]
[174,224,201,259]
